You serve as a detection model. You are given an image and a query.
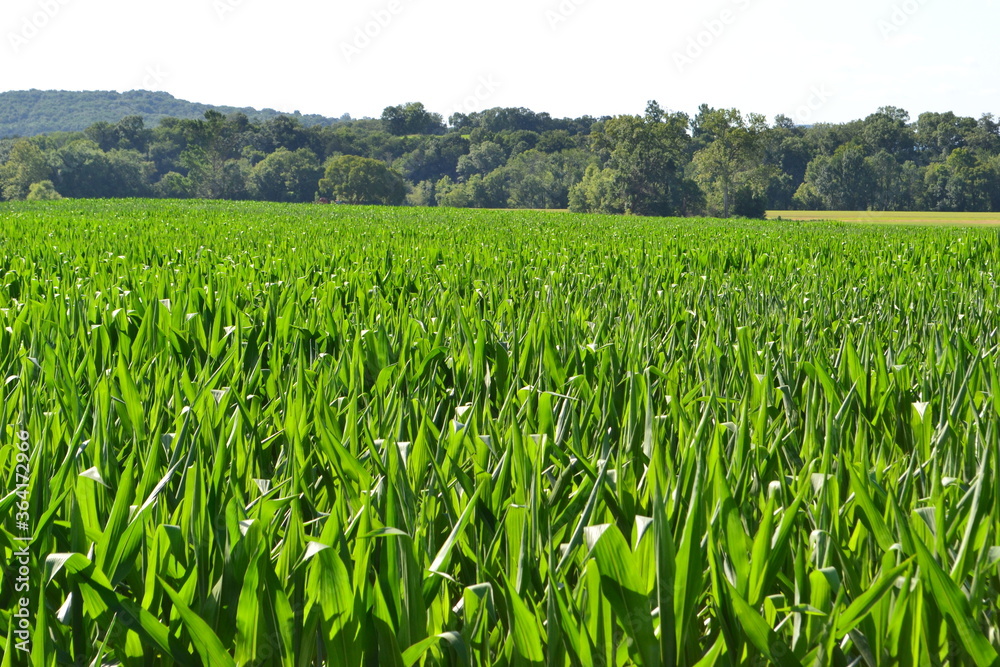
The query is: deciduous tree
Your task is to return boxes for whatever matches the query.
[318,155,406,205]
[587,101,695,216]
[692,108,772,217]
[251,148,322,202]
[0,140,50,200]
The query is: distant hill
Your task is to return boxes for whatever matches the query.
[0,89,346,138]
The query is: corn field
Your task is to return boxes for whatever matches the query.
[2,199,1000,666]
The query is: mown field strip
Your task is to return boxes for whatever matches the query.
[769,209,1000,225]
[1,199,999,665]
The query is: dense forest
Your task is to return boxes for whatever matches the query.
[2,98,1000,216]
[0,90,345,138]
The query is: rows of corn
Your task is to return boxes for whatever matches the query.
[2,199,1000,666]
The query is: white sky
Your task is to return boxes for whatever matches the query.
[1,0,998,125]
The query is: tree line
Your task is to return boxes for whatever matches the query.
[0,89,345,139]
[2,101,1000,216]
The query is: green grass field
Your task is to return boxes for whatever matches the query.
[3,199,1000,665]
[769,210,1000,225]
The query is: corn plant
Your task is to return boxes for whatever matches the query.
[1,199,1000,665]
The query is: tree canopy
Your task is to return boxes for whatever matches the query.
[4,99,1000,216]
[0,89,345,139]
[318,155,406,205]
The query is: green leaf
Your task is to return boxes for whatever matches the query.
[234,550,263,665]
[504,576,544,665]
[160,579,236,667]
[837,558,913,635]
[911,531,1000,666]
[591,525,659,666]
[427,483,483,575]
[847,464,895,553]
[402,632,469,667]
[726,580,803,667]
[45,553,179,661]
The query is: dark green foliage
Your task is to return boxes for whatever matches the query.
[579,102,699,216]
[0,139,50,200]
[318,155,407,205]
[0,89,344,139]
[730,183,767,218]
[250,148,322,203]
[692,108,773,218]
[381,102,445,136]
[4,95,1000,214]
